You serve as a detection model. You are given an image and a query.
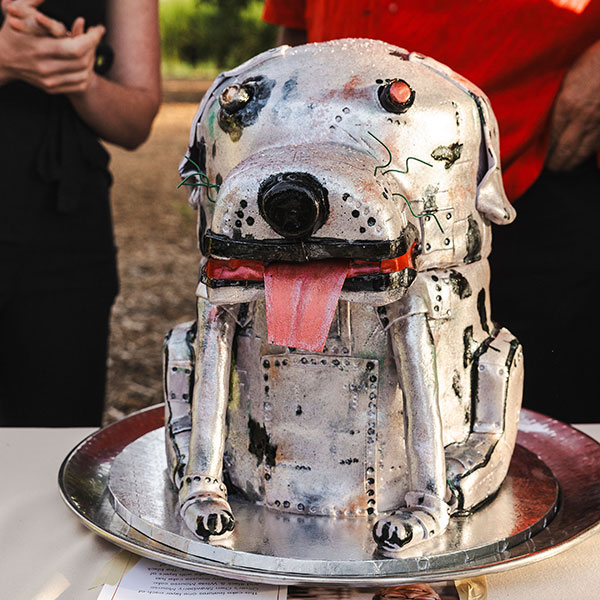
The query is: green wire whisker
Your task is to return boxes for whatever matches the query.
[383,156,433,175]
[368,133,443,232]
[392,192,444,234]
[181,154,203,174]
[367,131,392,176]
[368,131,433,179]
[177,155,220,203]
[178,173,217,188]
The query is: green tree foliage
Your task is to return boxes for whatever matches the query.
[160,0,278,72]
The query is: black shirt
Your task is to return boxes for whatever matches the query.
[0,1,118,292]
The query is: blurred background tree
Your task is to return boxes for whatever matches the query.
[160,0,278,78]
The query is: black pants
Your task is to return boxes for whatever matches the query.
[0,244,117,427]
[489,158,600,424]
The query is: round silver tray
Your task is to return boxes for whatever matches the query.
[59,405,600,585]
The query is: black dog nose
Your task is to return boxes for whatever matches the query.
[258,172,329,239]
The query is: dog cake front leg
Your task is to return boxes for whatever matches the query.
[373,307,450,554]
[178,299,238,539]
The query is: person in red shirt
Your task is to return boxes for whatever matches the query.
[263,0,600,423]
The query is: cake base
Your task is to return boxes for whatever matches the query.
[59,405,600,585]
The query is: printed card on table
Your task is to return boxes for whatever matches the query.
[96,558,287,600]
[96,558,463,600]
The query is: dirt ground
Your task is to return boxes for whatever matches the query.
[103,88,210,424]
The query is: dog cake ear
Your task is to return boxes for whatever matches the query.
[473,93,516,225]
[408,53,515,226]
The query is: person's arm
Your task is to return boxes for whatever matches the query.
[0,0,161,150]
[67,0,161,150]
[546,40,600,172]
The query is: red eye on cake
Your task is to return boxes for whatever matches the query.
[378,79,415,113]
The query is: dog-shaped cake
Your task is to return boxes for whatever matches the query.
[164,39,523,555]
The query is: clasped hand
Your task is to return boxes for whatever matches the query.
[0,0,104,94]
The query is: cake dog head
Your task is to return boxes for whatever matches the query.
[180,39,514,351]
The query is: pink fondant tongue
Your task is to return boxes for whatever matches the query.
[264,259,349,352]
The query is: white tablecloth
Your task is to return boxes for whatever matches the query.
[1,425,599,600]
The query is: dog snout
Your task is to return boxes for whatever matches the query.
[258,172,329,239]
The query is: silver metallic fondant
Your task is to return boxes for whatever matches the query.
[164,39,523,554]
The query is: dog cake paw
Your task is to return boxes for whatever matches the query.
[373,493,451,554]
[179,475,235,539]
